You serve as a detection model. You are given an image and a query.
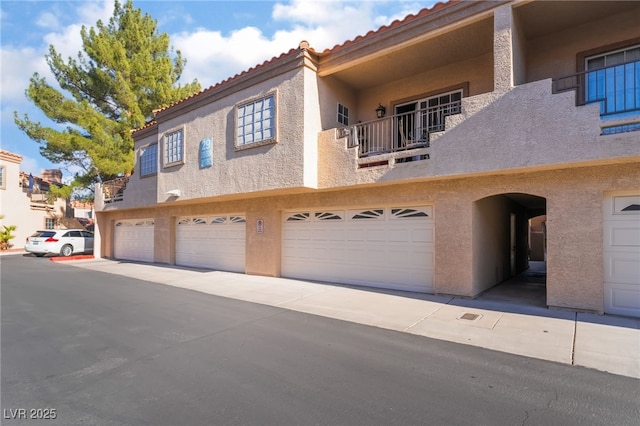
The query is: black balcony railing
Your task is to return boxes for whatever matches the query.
[343,99,461,157]
[553,60,640,118]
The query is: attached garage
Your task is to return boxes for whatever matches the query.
[176,215,246,273]
[113,219,155,262]
[282,206,434,292]
[603,193,640,318]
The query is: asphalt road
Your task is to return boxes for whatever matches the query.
[2,255,639,426]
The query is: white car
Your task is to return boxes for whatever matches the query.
[25,229,94,257]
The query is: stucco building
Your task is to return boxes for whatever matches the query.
[0,150,72,248]
[94,1,640,317]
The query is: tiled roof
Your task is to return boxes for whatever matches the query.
[0,149,24,163]
[133,0,458,133]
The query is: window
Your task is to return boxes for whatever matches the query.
[337,103,349,126]
[586,45,640,116]
[0,166,5,189]
[45,218,56,229]
[236,94,275,148]
[164,129,184,166]
[140,144,158,176]
[395,88,463,147]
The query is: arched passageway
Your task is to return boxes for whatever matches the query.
[472,193,547,307]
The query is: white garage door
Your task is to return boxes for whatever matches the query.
[176,215,246,273]
[604,193,640,317]
[282,206,434,293]
[113,219,155,262]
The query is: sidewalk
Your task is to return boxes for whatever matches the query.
[39,256,640,379]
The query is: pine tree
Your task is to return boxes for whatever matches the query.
[14,0,200,190]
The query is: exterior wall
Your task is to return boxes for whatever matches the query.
[358,52,494,123]
[524,5,640,81]
[155,66,309,203]
[317,75,357,131]
[472,195,513,294]
[97,162,640,313]
[116,130,158,210]
[0,153,68,249]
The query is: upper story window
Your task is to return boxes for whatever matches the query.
[236,94,275,148]
[337,103,349,126]
[140,144,158,176]
[585,45,640,117]
[0,166,5,189]
[164,128,184,167]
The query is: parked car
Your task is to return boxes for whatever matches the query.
[25,229,94,257]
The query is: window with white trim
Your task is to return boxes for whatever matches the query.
[164,128,184,166]
[337,103,349,126]
[236,94,275,148]
[45,218,56,229]
[140,144,158,176]
[0,166,5,189]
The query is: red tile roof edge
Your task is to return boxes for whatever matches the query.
[0,149,24,162]
[311,0,460,56]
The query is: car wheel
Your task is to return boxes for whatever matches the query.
[60,244,74,257]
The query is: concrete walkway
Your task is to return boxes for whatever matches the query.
[7,252,640,379]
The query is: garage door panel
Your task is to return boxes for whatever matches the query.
[114,220,154,263]
[176,215,245,273]
[282,206,434,293]
[605,284,640,317]
[604,193,640,317]
[605,222,640,250]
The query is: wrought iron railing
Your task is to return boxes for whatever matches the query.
[102,176,129,203]
[343,100,461,157]
[553,60,640,117]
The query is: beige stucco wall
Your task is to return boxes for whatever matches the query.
[0,154,68,249]
[97,162,640,313]
[356,52,494,124]
[155,66,310,203]
[524,5,640,81]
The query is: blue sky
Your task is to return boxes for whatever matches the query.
[1,0,437,179]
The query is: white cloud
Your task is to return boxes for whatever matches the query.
[0,46,48,104]
[172,0,428,89]
[35,11,61,30]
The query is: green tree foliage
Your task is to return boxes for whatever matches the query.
[14,0,200,190]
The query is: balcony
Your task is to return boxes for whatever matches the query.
[340,98,462,165]
[101,176,129,204]
[553,59,640,135]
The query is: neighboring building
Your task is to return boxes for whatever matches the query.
[0,150,72,249]
[94,1,640,317]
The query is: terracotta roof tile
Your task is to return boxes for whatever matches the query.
[313,0,459,56]
[0,149,24,162]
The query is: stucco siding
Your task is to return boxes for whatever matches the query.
[524,5,640,82]
[156,67,308,202]
[97,163,640,313]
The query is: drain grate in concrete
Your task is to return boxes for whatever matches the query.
[458,312,482,321]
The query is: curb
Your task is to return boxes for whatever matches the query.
[50,255,95,262]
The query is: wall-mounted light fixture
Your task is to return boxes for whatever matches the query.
[375,103,386,119]
[166,189,181,197]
